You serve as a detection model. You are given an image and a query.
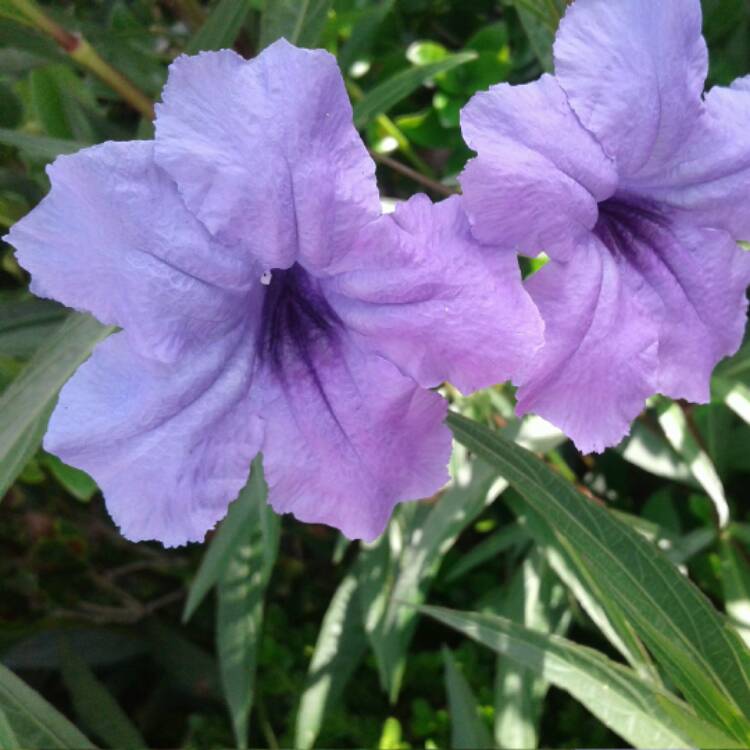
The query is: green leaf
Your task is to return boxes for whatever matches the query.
[0,313,111,501]
[0,709,19,750]
[0,663,95,749]
[216,462,280,748]
[0,296,66,359]
[183,458,263,622]
[444,522,527,584]
[187,0,254,54]
[506,490,657,680]
[294,570,368,750]
[655,398,729,527]
[425,605,742,749]
[447,412,750,742]
[358,458,504,702]
[442,648,493,750]
[30,67,73,140]
[337,0,395,73]
[714,376,750,425]
[720,530,750,647]
[0,127,85,161]
[353,52,477,128]
[260,0,331,49]
[146,621,221,699]
[511,0,566,71]
[492,550,570,749]
[0,81,22,129]
[59,638,145,749]
[619,420,697,486]
[43,453,98,502]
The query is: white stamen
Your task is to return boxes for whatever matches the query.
[260,270,273,286]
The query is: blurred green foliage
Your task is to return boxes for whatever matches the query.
[1,0,750,748]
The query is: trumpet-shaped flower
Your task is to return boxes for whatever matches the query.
[459,0,750,452]
[6,41,543,545]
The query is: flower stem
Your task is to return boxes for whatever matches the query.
[370,150,457,198]
[8,0,155,121]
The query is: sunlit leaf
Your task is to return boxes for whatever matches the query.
[447,412,750,742]
[358,458,504,701]
[295,570,368,750]
[655,398,729,527]
[183,457,264,622]
[442,648,493,750]
[217,462,280,748]
[424,605,743,749]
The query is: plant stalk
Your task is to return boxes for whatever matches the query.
[8,0,155,120]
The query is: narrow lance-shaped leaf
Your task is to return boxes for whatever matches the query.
[183,456,266,622]
[720,529,750,647]
[59,637,145,750]
[187,0,254,54]
[655,398,730,527]
[447,412,750,742]
[217,462,280,749]
[0,296,66,358]
[352,53,477,128]
[511,0,567,71]
[0,126,84,160]
[493,549,570,749]
[294,570,368,750]
[714,376,750,425]
[424,605,743,750]
[505,490,657,681]
[0,708,19,750]
[358,458,504,702]
[0,313,112,501]
[442,648,493,750]
[0,663,95,749]
[260,0,331,50]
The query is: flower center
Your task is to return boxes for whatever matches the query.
[256,263,341,375]
[594,195,668,261]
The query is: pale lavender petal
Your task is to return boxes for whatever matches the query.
[517,235,659,454]
[154,41,379,273]
[629,76,750,240]
[459,75,617,259]
[323,194,544,393]
[5,140,251,363]
[554,0,708,179]
[257,332,451,541]
[45,329,263,546]
[594,204,750,402]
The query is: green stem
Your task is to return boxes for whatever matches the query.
[8,0,155,120]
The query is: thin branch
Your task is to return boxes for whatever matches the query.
[370,150,457,198]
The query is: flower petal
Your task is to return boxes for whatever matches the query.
[324,194,544,393]
[517,236,659,454]
[598,210,750,403]
[554,0,708,178]
[459,75,616,259]
[630,77,750,241]
[257,332,451,541]
[45,329,263,547]
[4,140,251,363]
[154,41,379,272]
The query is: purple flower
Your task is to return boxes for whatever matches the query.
[459,0,750,453]
[5,40,542,545]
